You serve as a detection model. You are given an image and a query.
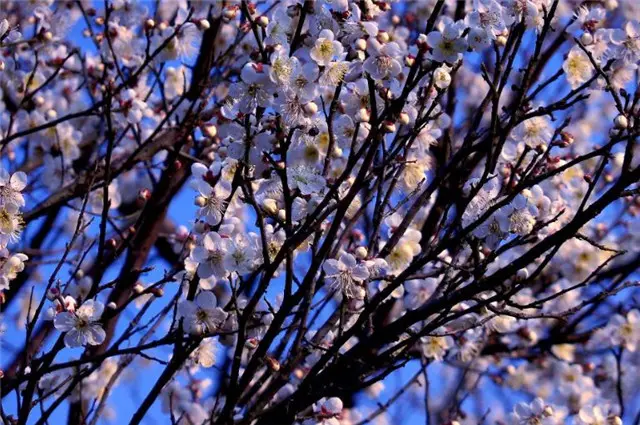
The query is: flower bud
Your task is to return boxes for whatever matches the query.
[303,101,318,116]
[398,112,410,125]
[559,131,574,147]
[107,301,117,310]
[150,287,164,297]
[223,8,238,21]
[195,195,207,207]
[202,124,217,138]
[265,356,280,371]
[608,416,622,425]
[496,35,508,46]
[580,32,593,45]
[262,198,278,215]
[516,268,529,281]
[138,188,151,203]
[194,221,208,233]
[46,287,60,301]
[198,19,210,30]
[614,114,628,129]
[355,38,367,51]
[357,108,370,123]
[355,246,368,259]
[133,283,145,294]
[321,397,343,416]
[277,209,286,221]
[145,19,155,30]
[377,31,390,43]
[383,120,396,133]
[257,16,269,28]
[605,0,618,10]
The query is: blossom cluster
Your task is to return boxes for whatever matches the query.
[0,1,639,425]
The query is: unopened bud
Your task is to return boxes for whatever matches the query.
[560,131,574,147]
[245,337,259,349]
[355,246,368,260]
[223,8,237,21]
[198,19,210,30]
[265,356,280,371]
[383,121,396,133]
[357,108,370,123]
[138,188,151,203]
[145,19,155,30]
[46,287,60,301]
[107,301,117,310]
[303,101,318,116]
[614,114,628,129]
[195,195,207,207]
[150,287,164,297]
[262,198,278,215]
[516,268,529,281]
[377,31,389,43]
[580,32,593,45]
[133,283,145,294]
[398,112,410,125]
[257,16,269,28]
[355,38,367,51]
[608,416,622,425]
[496,35,508,46]
[277,209,286,221]
[202,124,217,138]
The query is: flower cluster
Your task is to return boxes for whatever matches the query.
[0,1,639,425]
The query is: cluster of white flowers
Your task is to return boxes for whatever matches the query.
[1,0,639,424]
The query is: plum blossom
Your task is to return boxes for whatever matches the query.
[363,38,403,80]
[426,21,468,63]
[323,252,370,299]
[563,48,593,89]
[54,300,106,348]
[0,169,26,213]
[309,30,344,67]
[178,291,228,335]
[287,165,326,196]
